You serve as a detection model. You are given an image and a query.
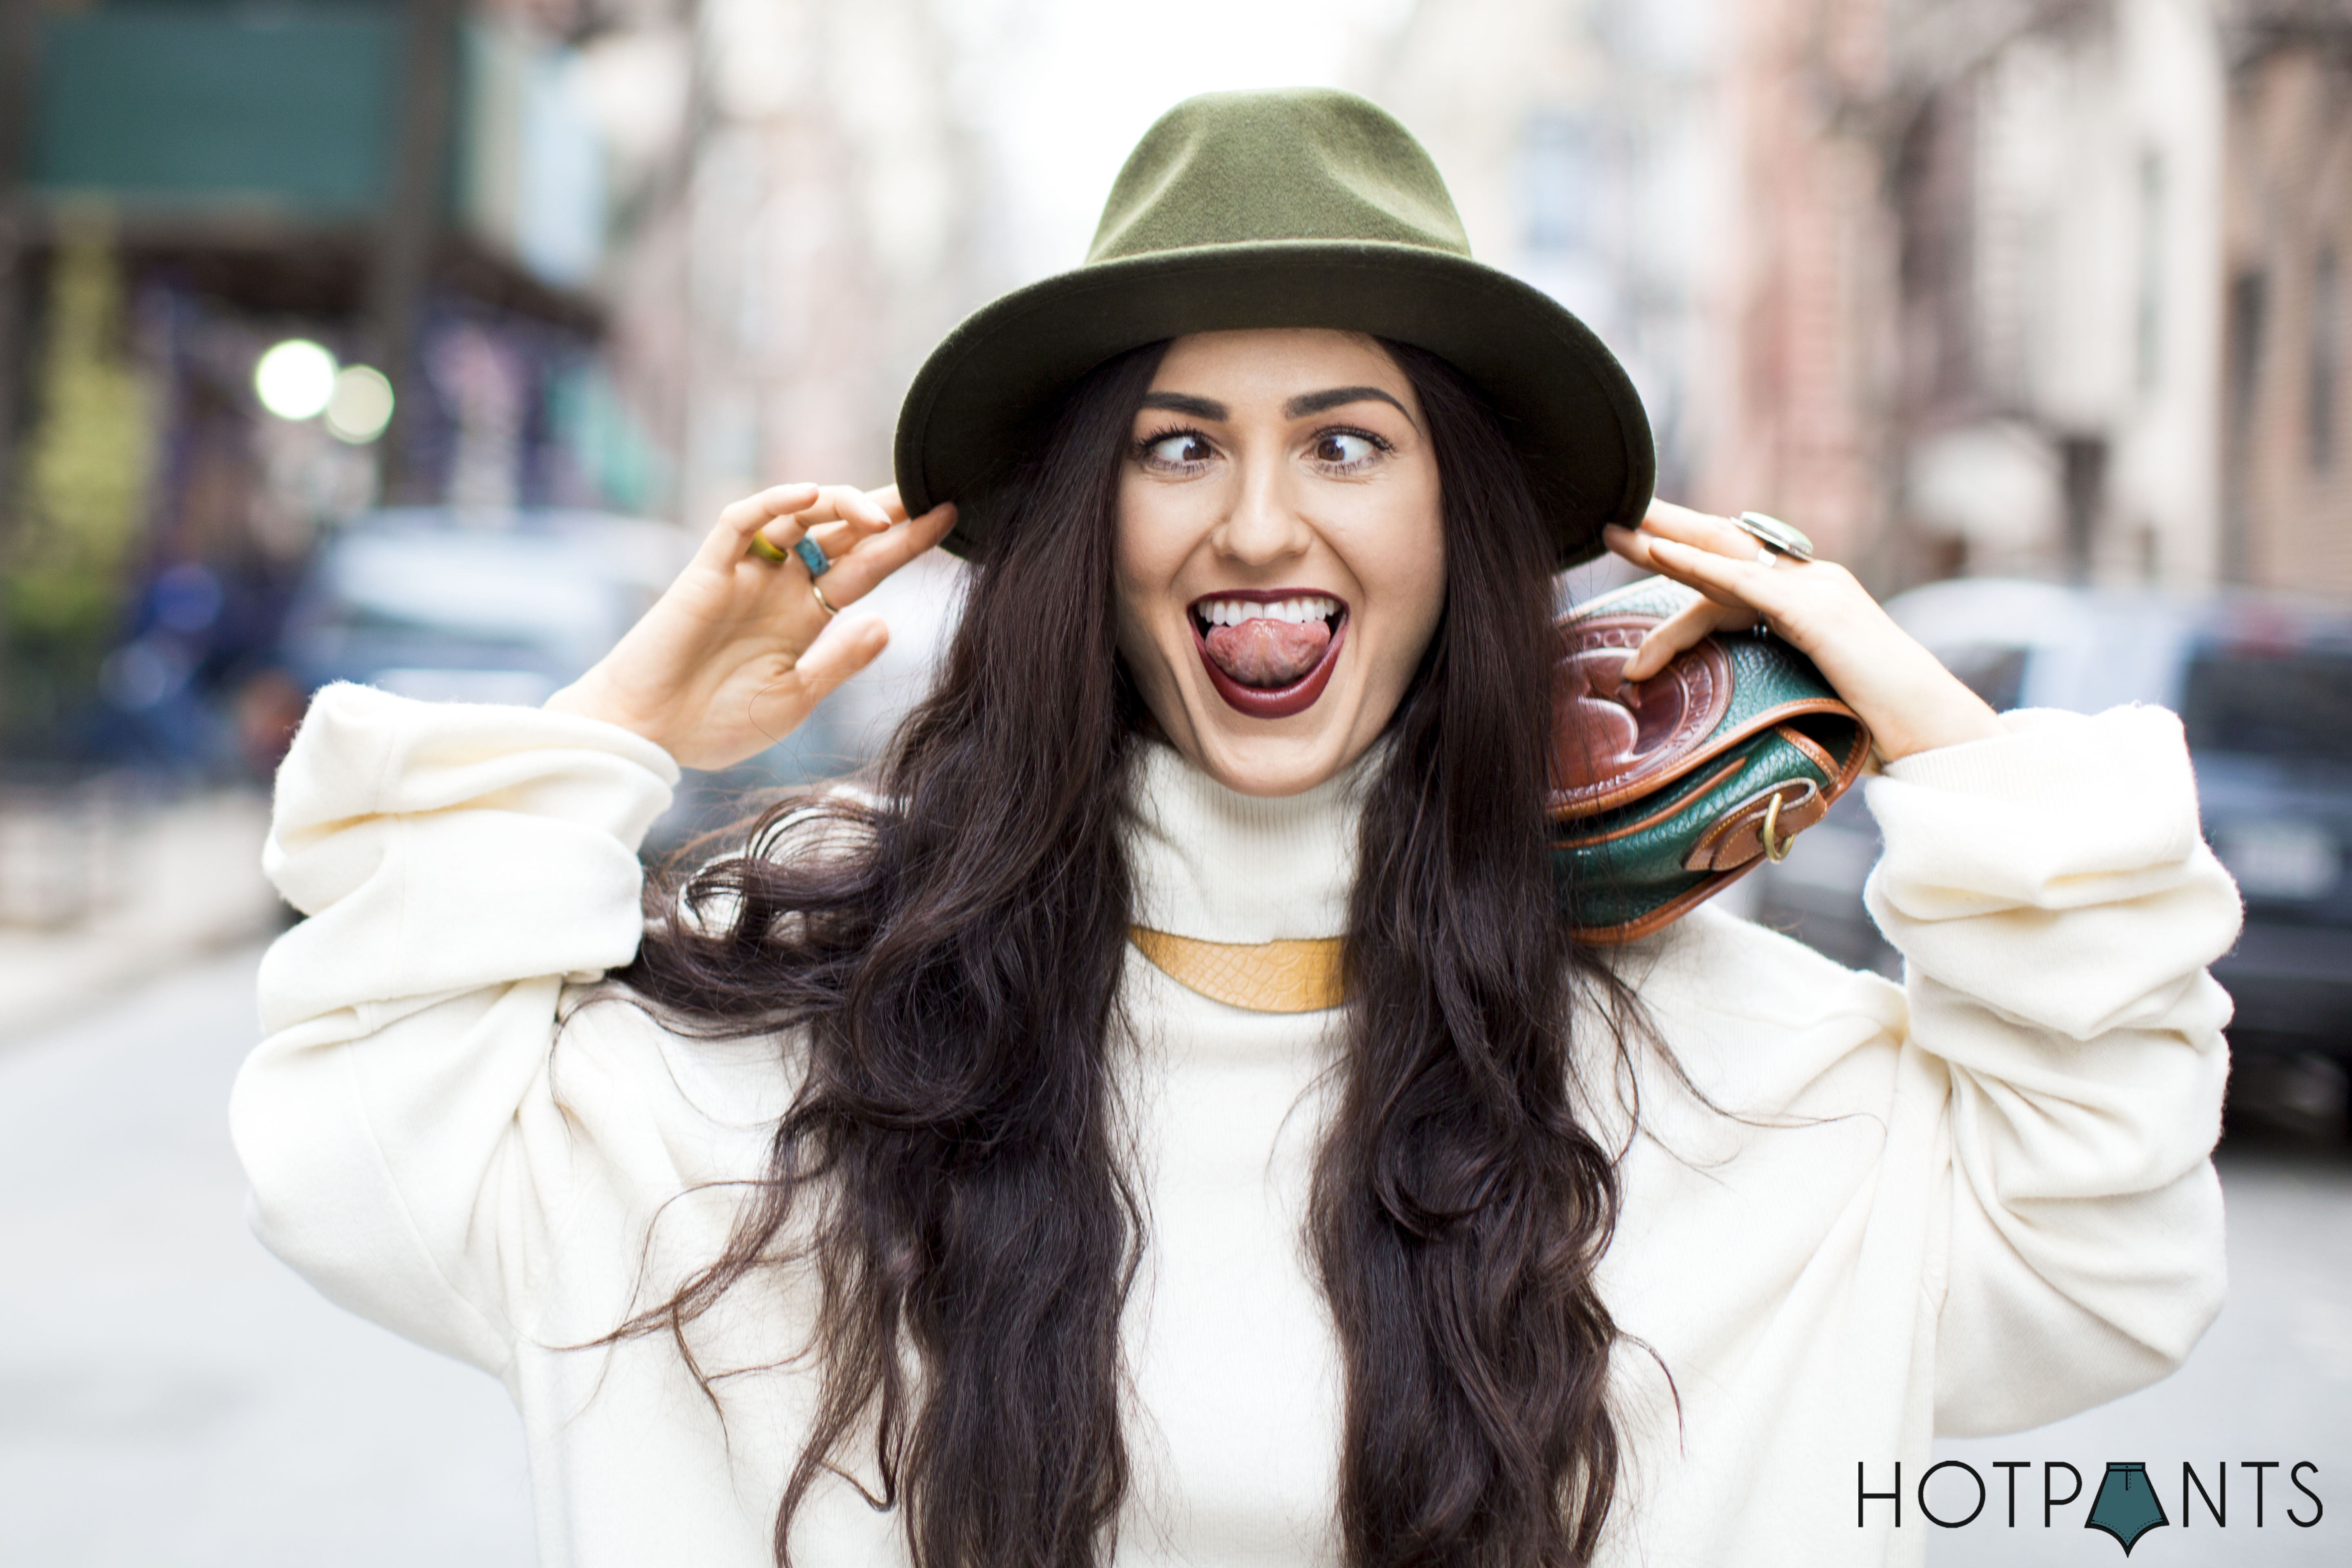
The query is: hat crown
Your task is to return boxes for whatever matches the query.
[1085,88,1472,265]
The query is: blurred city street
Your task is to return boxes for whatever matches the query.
[0,786,279,1047]
[0,943,535,1568]
[0,940,2345,1565]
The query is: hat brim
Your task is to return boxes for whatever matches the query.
[894,239,1655,569]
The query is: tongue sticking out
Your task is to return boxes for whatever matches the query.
[1204,616,1333,688]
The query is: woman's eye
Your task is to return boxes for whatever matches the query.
[1311,431,1383,467]
[1145,432,1214,467]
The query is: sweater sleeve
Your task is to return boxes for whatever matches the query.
[1863,704,2241,1435]
[228,683,682,1372]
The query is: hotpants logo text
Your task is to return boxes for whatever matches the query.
[1858,1460,2322,1554]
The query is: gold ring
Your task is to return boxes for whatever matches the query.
[747,532,791,563]
[811,581,839,617]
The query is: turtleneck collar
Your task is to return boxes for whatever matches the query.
[1125,737,1377,944]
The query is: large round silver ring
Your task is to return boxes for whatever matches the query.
[1733,511,1816,563]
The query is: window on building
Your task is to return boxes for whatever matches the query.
[2312,247,2338,472]
[2229,270,2268,427]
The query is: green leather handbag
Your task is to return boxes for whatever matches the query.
[1550,576,1873,943]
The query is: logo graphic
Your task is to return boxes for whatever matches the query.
[2085,1463,2168,1555]
[1857,1455,2323,1550]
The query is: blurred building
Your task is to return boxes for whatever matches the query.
[1697,0,2231,590]
[1369,0,2272,597]
[0,0,664,766]
[1361,0,1731,512]
[605,0,987,526]
[1884,0,2227,590]
[2221,0,2352,598]
[587,0,987,774]
[1359,0,1988,579]
[7,0,2346,788]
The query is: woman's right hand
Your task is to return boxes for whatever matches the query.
[545,483,956,770]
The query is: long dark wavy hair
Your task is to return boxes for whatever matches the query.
[614,334,1632,1568]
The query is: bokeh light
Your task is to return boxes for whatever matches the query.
[253,339,337,421]
[324,364,395,444]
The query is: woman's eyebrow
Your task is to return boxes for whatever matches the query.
[1282,385,1412,421]
[1139,391,1228,419]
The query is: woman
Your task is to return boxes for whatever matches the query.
[233,91,2239,1568]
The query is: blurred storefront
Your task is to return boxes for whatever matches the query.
[0,0,663,774]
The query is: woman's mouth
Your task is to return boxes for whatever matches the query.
[1187,592,1350,719]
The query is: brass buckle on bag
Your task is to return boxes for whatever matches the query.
[1760,791,1793,863]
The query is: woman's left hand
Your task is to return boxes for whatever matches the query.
[1601,500,2007,762]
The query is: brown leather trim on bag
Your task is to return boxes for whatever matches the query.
[1568,719,1876,945]
[1550,581,1881,945]
[1548,617,1733,816]
[1552,755,1748,850]
[1670,720,1871,875]
[1775,720,1838,777]
[1817,713,1876,797]
[1682,779,1825,873]
[1549,693,1862,820]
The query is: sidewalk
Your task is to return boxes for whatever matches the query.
[0,789,283,1047]
[0,942,535,1566]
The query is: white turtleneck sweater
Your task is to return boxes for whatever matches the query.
[231,683,2240,1568]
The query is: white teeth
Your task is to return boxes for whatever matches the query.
[1198,595,1339,626]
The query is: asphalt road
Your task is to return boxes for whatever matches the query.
[0,943,534,1568]
[0,943,2344,1566]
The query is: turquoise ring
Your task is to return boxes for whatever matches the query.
[792,537,832,577]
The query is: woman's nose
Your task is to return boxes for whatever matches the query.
[1212,459,1313,566]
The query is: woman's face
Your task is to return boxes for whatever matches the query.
[1115,329,1446,796]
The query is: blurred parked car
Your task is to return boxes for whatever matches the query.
[278,508,696,707]
[276,506,969,851]
[1748,578,2352,1133]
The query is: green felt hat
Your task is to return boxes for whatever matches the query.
[893,87,1655,567]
